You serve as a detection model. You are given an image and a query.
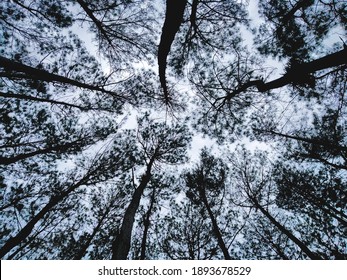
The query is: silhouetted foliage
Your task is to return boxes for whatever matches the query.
[1,0,346,259]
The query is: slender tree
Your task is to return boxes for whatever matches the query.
[111,115,191,259]
[158,200,220,260]
[0,138,135,259]
[185,149,232,260]
[229,148,324,260]
[139,187,156,260]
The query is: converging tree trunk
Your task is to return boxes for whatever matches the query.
[139,188,156,260]
[0,158,114,259]
[0,179,87,258]
[248,194,322,260]
[222,48,347,101]
[158,0,187,103]
[111,158,154,260]
[185,150,232,259]
[200,190,232,260]
[0,56,124,99]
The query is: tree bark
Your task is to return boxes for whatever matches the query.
[0,176,89,258]
[139,188,156,260]
[0,56,123,98]
[223,48,347,100]
[249,195,322,260]
[111,158,154,260]
[200,190,232,260]
[158,0,187,103]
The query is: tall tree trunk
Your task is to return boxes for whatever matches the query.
[139,188,156,260]
[249,195,322,260]
[111,158,154,260]
[74,205,110,260]
[0,56,124,98]
[158,0,187,103]
[1,199,59,258]
[0,140,81,165]
[0,176,89,258]
[223,48,347,100]
[200,191,232,260]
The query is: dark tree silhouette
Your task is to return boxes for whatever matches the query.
[158,0,187,103]
[0,140,134,259]
[111,116,191,259]
[185,149,232,260]
[1,0,346,260]
[139,188,156,260]
[0,56,126,100]
[218,48,347,102]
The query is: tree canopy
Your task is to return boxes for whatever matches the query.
[0,0,346,259]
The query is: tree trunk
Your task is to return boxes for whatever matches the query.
[139,188,156,260]
[0,177,88,258]
[200,191,232,260]
[111,158,154,260]
[224,48,347,100]
[250,195,322,260]
[158,0,187,103]
[0,198,61,258]
[0,56,124,98]
[74,205,110,260]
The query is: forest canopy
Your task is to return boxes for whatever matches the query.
[0,0,346,260]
